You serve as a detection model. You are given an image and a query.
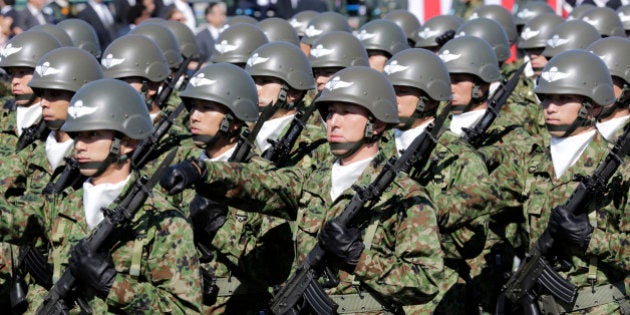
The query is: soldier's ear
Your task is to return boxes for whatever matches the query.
[121,136,139,155]
[372,120,387,136]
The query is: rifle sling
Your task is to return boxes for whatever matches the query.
[539,281,628,314]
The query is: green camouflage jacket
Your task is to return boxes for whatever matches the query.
[0,173,203,314]
[194,149,445,309]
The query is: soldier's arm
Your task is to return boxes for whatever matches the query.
[353,184,444,306]
[0,190,47,243]
[195,157,308,220]
[105,209,203,313]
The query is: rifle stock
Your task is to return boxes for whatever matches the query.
[36,149,178,315]
[262,101,318,166]
[270,103,452,314]
[156,57,192,109]
[501,122,630,312]
[16,119,49,152]
[463,62,527,148]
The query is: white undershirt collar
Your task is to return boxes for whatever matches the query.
[450,108,485,137]
[256,114,294,153]
[330,154,376,201]
[394,118,434,156]
[550,130,597,179]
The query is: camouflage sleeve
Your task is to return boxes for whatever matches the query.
[0,192,47,243]
[353,183,444,305]
[587,223,630,272]
[196,158,308,220]
[0,145,34,197]
[106,210,203,313]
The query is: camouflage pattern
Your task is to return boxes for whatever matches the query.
[494,131,629,313]
[451,0,483,20]
[194,149,445,311]
[0,173,203,313]
[0,104,21,157]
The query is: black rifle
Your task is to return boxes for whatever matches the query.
[42,158,85,195]
[270,103,452,315]
[131,102,186,170]
[177,58,202,93]
[463,62,527,148]
[35,149,178,315]
[156,57,192,109]
[500,122,630,315]
[262,101,318,166]
[229,99,281,163]
[16,119,49,152]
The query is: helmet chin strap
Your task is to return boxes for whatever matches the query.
[45,119,65,130]
[274,83,292,110]
[598,82,630,120]
[398,96,437,130]
[452,83,488,113]
[329,117,378,159]
[78,134,129,177]
[15,93,36,105]
[546,100,594,138]
[192,113,235,149]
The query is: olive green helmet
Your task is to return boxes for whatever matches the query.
[301,12,351,46]
[617,5,630,32]
[587,37,630,85]
[535,49,614,106]
[471,4,517,44]
[130,23,183,69]
[181,63,258,122]
[0,31,62,69]
[355,19,409,57]
[246,42,315,91]
[414,15,464,49]
[438,35,501,83]
[62,78,154,140]
[383,9,421,45]
[315,66,399,124]
[210,23,269,65]
[567,4,596,20]
[224,15,258,28]
[580,6,625,38]
[514,2,555,27]
[57,18,102,58]
[289,10,318,37]
[456,17,511,62]
[309,31,369,69]
[384,48,452,102]
[517,13,564,50]
[29,47,103,94]
[101,34,170,82]
[161,20,201,60]
[542,20,600,58]
[257,17,300,46]
[29,25,74,47]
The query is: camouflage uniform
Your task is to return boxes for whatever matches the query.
[0,174,203,313]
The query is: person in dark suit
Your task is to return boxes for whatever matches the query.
[273,0,327,19]
[195,1,226,63]
[15,0,55,31]
[77,0,118,50]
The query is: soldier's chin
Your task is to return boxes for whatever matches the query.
[78,164,98,177]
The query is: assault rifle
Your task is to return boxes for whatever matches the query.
[463,62,527,148]
[500,122,630,315]
[132,102,186,170]
[16,119,49,152]
[36,149,178,315]
[42,157,85,195]
[262,101,318,166]
[155,57,192,109]
[270,103,452,315]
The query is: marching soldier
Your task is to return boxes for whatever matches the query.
[299,11,351,56]
[354,19,408,73]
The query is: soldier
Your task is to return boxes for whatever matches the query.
[160,66,445,313]
[288,9,318,39]
[209,23,268,68]
[57,18,102,59]
[566,3,596,20]
[513,1,555,35]
[299,11,351,56]
[414,15,464,52]
[588,37,630,143]
[29,24,73,47]
[542,20,600,60]
[257,17,300,46]
[129,22,184,74]
[0,31,61,157]
[616,4,630,36]
[580,6,626,38]
[0,79,203,313]
[354,19,408,73]
[471,4,518,46]
[382,9,421,46]
[494,50,629,314]
[383,48,497,314]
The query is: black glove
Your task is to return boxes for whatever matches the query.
[160,158,206,195]
[318,218,364,266]
[547,206,593,251]
[68,240,116,298]
[190,195,228,241]
[435,30,456,46]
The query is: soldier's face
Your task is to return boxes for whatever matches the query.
[524,48,547,76]
[254,76,284,109]
[9,67,35,106]
[450,73,475,111]
[188,99,229,138]
[300,42,311,57]
[74,130,135,182]
[314,67,342,93]
[394,85,423,126]
[40,89,73,127]
[367,51,388,73]
[326,102,370,150]
[542,94,600,137]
